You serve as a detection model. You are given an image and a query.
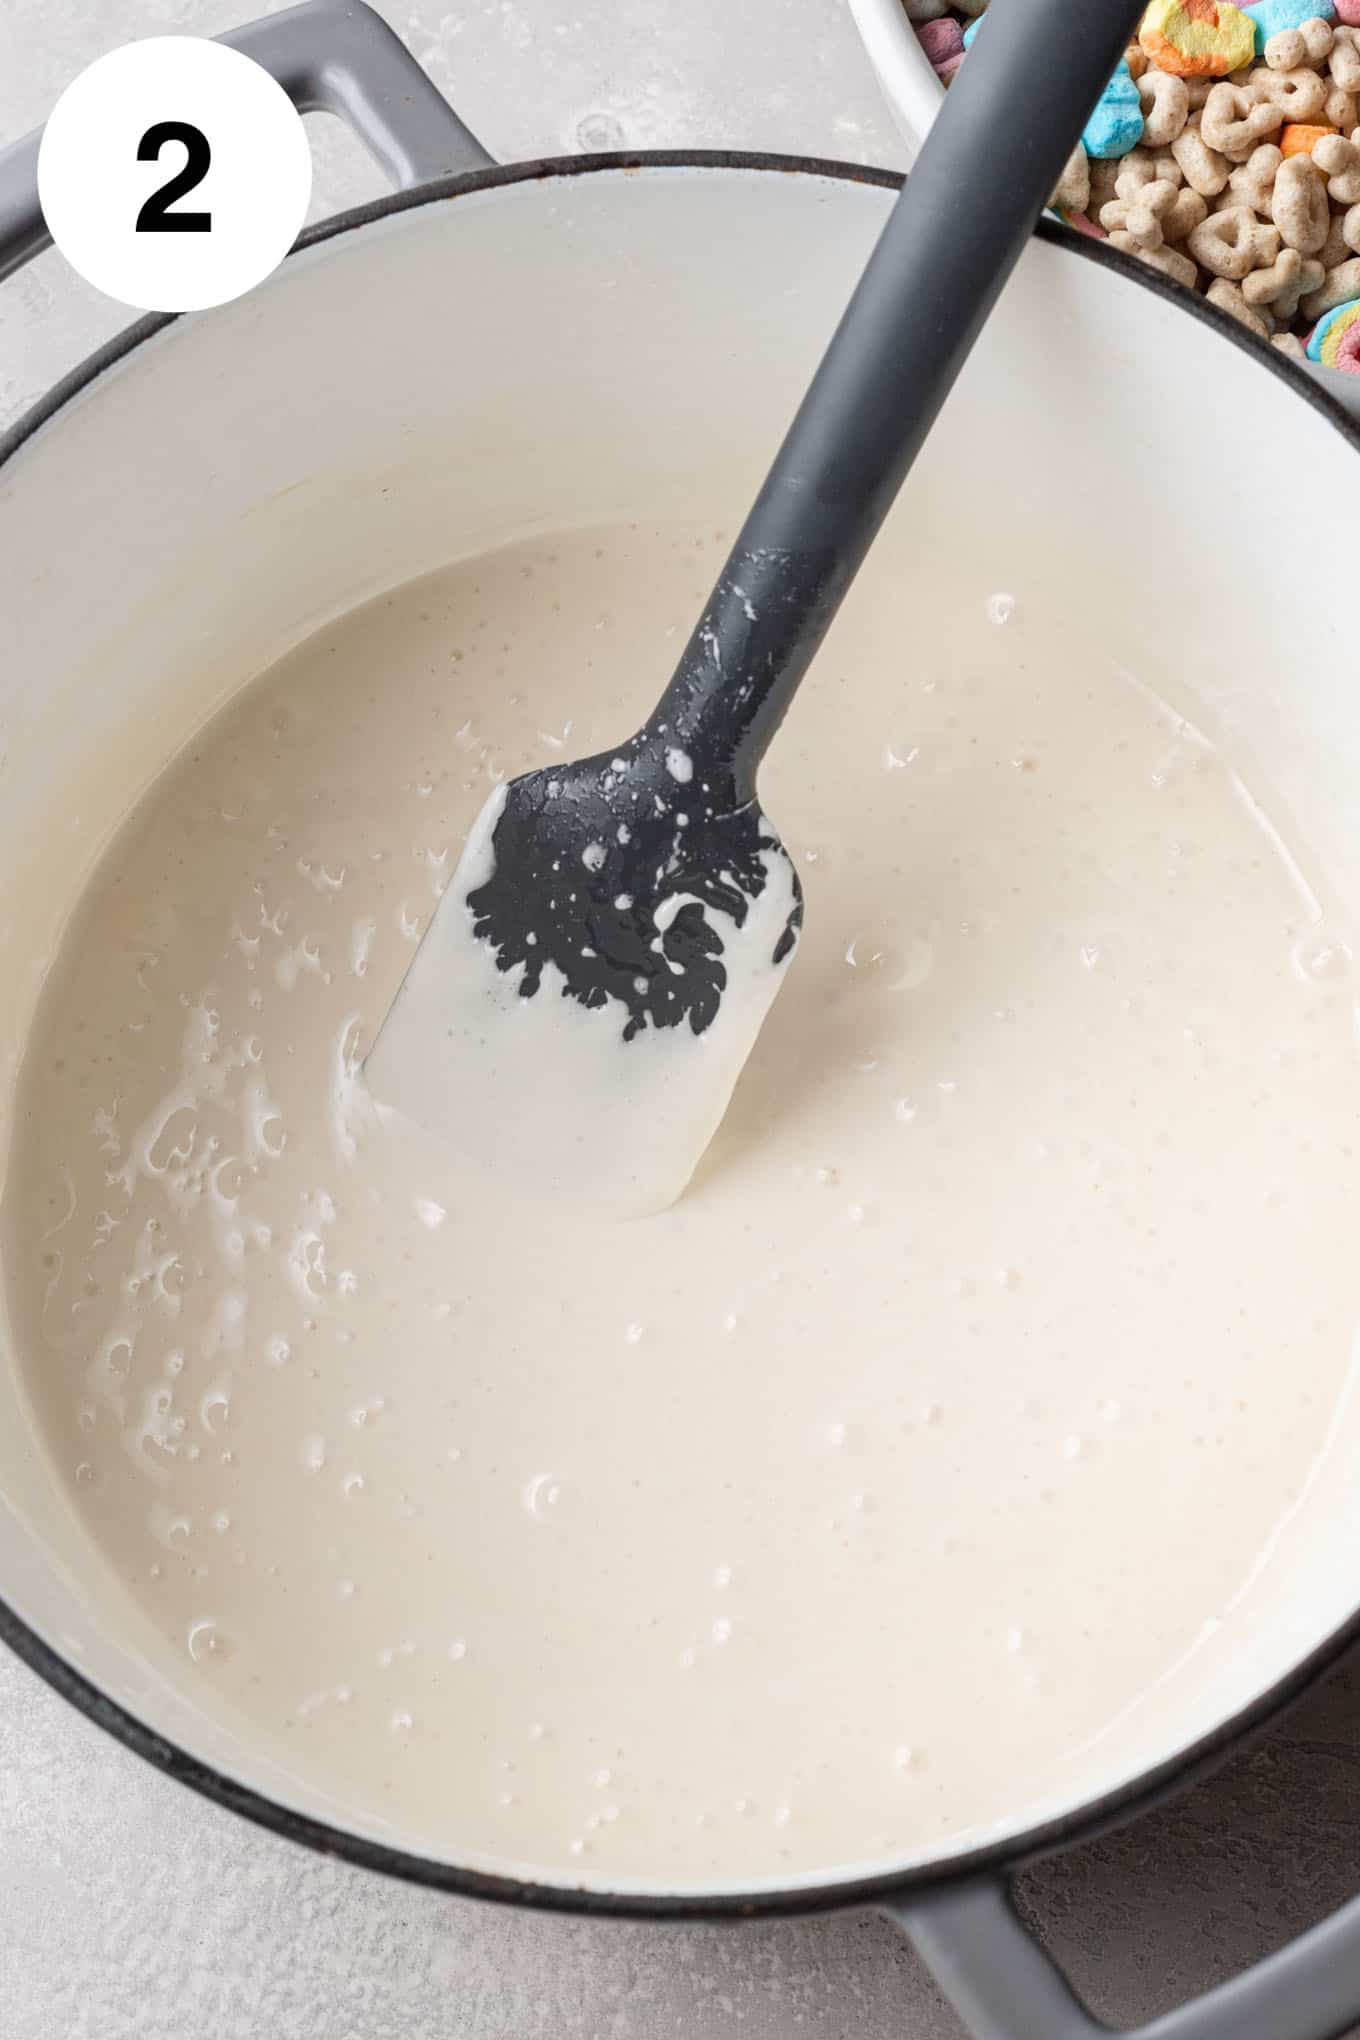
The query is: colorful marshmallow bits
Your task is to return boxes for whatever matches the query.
[902,0,1360,371]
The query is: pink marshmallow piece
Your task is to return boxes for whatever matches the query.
[936,50,967,81]
[1337,319,1360,372]
[917,16,965,63]
[1336,0,1360,23]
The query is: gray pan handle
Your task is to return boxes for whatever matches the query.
[889,1874,1360,2040]
[0,0,492,284]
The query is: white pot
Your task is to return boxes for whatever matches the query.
[845,0,1360,420]
[4,5,1360,2034]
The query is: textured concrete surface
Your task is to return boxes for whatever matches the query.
[4,4,1360,2036]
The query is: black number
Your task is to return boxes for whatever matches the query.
[135,122,211,234]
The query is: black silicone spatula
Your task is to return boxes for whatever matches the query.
[367,0,1144,1213]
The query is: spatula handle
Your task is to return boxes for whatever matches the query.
[653,0,1144,798]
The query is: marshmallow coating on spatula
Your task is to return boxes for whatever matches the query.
[364,738,802,1215]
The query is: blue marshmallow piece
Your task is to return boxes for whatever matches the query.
[960,20,1144,159]
[1305,297,1360,361]
[1244,0,1336,53]
[1083,61,1146,160]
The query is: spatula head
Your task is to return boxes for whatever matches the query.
[364,736,802,1214]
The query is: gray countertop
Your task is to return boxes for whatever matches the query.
[4,4,1360,2035]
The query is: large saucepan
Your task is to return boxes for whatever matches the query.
[3,6,1360,2034]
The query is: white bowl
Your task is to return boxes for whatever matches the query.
[845,0,1360,418]
[846,0,945,162]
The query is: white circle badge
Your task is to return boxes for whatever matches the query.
[38,37,312,313]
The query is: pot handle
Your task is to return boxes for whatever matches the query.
[0,0,492,285]
[888,1873,1360,2040]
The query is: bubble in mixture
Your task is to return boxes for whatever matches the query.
[186,1618,233,1665]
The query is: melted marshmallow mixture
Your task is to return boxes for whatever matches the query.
[5,520,1360,1890]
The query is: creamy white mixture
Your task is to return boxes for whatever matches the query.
[5,519,1360,1891]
